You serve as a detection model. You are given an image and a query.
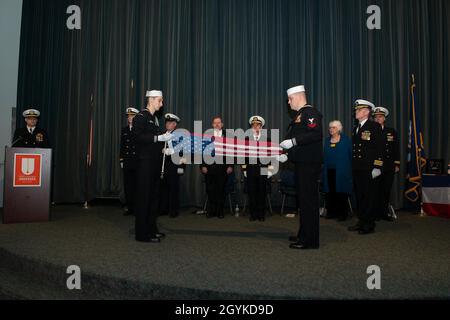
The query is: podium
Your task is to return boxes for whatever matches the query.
[3,147,52,224]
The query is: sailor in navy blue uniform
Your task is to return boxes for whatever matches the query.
[133,90,174,243]
[241,116,272,222]
[159,113,186,218]
[373,106,400,222]
[120,107,139,216]
[348,99,384,234]
[280,85,323,249]
[12,109,51,149]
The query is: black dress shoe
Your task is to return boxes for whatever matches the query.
[136,237,161,243]
[289,242,319,250]
[289,236,299,242]
[358,228,375,235]
[155,233,166,239]
[348,224,362,232]
[218,214,225,219]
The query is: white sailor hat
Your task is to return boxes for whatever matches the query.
[354,99,375,111]
[286,85,305,96]
[164,113,180,123]
[373,106,389,117]
[126,107,140,115]
[249,115,265,127]
[23,109,40,118]
[146,90,163,97]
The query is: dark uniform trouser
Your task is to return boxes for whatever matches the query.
[135,158,160,241]
[247,169,267,219]
[160,169,180,216]
[123,166,137,214]
[377,171,395,219]
[353,170,380,230]
[295,163,321,247]
[205,170,227,216]
[325,169,349,219]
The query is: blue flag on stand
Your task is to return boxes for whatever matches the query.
[405,75,427,204]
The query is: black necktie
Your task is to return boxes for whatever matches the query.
[356,123,361,134]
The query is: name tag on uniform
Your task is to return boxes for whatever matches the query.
[330,144,336,148]
[387,134,394,142]
[361,131,371,141]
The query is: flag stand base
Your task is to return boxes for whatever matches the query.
[420,204,427,217]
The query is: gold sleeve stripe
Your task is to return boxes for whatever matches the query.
[374,160,384,166]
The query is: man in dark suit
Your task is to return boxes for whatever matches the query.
[159,113,186,218]
[200,116,233,219]
[133,90,174,243]
[241,116,271,222]
[373,106,400,222]
[280,85,323,250]
[348,99,385,234]
[120,107,139,216]
[13,109,51,148]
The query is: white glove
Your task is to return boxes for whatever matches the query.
[163,148,175,156]
[157,133,174,142]
[372,168,381,179]
[276,154,288,163]
[177,168,184,175]
[280,139,294,150]
[267,171,273,179]
[120,162,123,169]
[243,172,247,178]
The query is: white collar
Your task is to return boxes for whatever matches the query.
[27,126,36,132]
[359,119,368,127]
[214,129,222,137]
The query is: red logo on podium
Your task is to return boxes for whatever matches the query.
[13,154,42,187]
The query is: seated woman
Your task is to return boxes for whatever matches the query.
[322,120,352,221]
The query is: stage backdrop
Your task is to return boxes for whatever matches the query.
[17,0,450,207]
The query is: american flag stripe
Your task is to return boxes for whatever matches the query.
[214,141,281,152]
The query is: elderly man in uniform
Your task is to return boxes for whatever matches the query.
[280,85,323,250]
[133,90,174,243]
[120,107,139,216]
[241,116,271,222]
[159,113,186,218]
[13,109,51,148]
[200,116,234,219]
[349,99,384,234]
[373,106,400,222]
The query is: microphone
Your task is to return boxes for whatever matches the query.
[11,136,23,147]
